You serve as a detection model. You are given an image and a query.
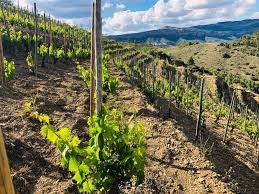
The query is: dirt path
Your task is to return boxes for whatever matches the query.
[0,57,258,193]
[107,65,234,194]
[108,63,259,194]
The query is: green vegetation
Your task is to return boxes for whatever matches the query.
[114,46,259,141]
[77,53,119,98]
[21,100,146,193]
[3,57,15,80]
[165,40,259,93]
[187,56,195,66]
[1,1,259,193]
[26,52,34,72]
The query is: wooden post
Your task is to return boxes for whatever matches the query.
[176,72,180,107]
[84,31,87,48]
[256,113,259,165]
[34,3,38,77]
[90,2,96,117]
[49,16,52,46]
[17,0,20,20]
[64,25,67,53]
[1,3,10,41]
[215,94,225,123]
[195,78,205,142]
[0,128,15,194]
[67,27,70,50]
[230,96,237,132]
[94,0,102,113]
[257,136,259,166]
[152,63,156,100]
[223,91,235,142]
[168,71,172,117]
[43,13,47,44]
[1,3,7,32]
[71,29,74,52]
[186,80,190,114]
[0,35,4,85]
[244,105,248,119]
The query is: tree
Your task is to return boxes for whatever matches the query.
[187,56,195,66]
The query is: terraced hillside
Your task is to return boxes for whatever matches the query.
[0,1,258,194]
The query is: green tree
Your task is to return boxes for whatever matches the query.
[187,56,195,66]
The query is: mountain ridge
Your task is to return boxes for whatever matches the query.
[108,19,259,46]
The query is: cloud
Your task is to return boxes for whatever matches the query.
[116,3,126,10]
[184,0,236,9]
[104,0,257,35]
[12,0,258,35]
[252,12,259,18]
[102,2,113,11]
[15,0,92,19]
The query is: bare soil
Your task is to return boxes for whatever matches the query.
[0,55,258,193]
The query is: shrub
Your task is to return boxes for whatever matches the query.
[38,105,147,193]
[187,56,195,66]
[26,52,34,71]
[223,53,231,58]
[3,57,15,80]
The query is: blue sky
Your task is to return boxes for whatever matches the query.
[14,0,259,35]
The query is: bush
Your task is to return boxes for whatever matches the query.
[225,43,230,49]
[40,105,147,193]
[187,56,195,66]
[4,57,15,80]
[223,53,231,58]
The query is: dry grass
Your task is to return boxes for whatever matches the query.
[164,42,259,84]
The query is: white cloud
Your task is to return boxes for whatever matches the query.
[102,2,113,11]
[252,12,259,18]
[12,0,258,35]
[116,3,126,10]
[104,0,258,35]
[184,0,235,9]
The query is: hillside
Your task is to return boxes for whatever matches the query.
[0,1,259,194]
[109,19,259,46]
[164,32,259,93]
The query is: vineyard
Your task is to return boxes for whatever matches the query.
[0,0,258,194]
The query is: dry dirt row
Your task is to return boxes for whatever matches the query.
[0,57,258,193]
[0,56,89,193]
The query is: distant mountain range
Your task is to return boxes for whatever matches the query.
[108,19,259,46]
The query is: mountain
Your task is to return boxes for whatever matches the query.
[108,19,259,46]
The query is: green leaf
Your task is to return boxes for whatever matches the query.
[88,179,96,192]
[40,125,49,138]
[40,125,58,143]
[38,114,50,124]
[71,136,81,147]
[57,128,71,139]
[69,156,79,173]
[60,157,68,169]
[79,163,90,175]
[24,101,32,109]
[95,147,101,161]
[102,148,111,158]
[85,146,95,155]
[47,127,59,144]
[83,179,96,193]
[73,171,83,184]
[30,111,39,119]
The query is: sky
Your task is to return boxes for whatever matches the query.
[13,0,259,35]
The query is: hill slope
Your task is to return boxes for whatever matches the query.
[108,19,259,45]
